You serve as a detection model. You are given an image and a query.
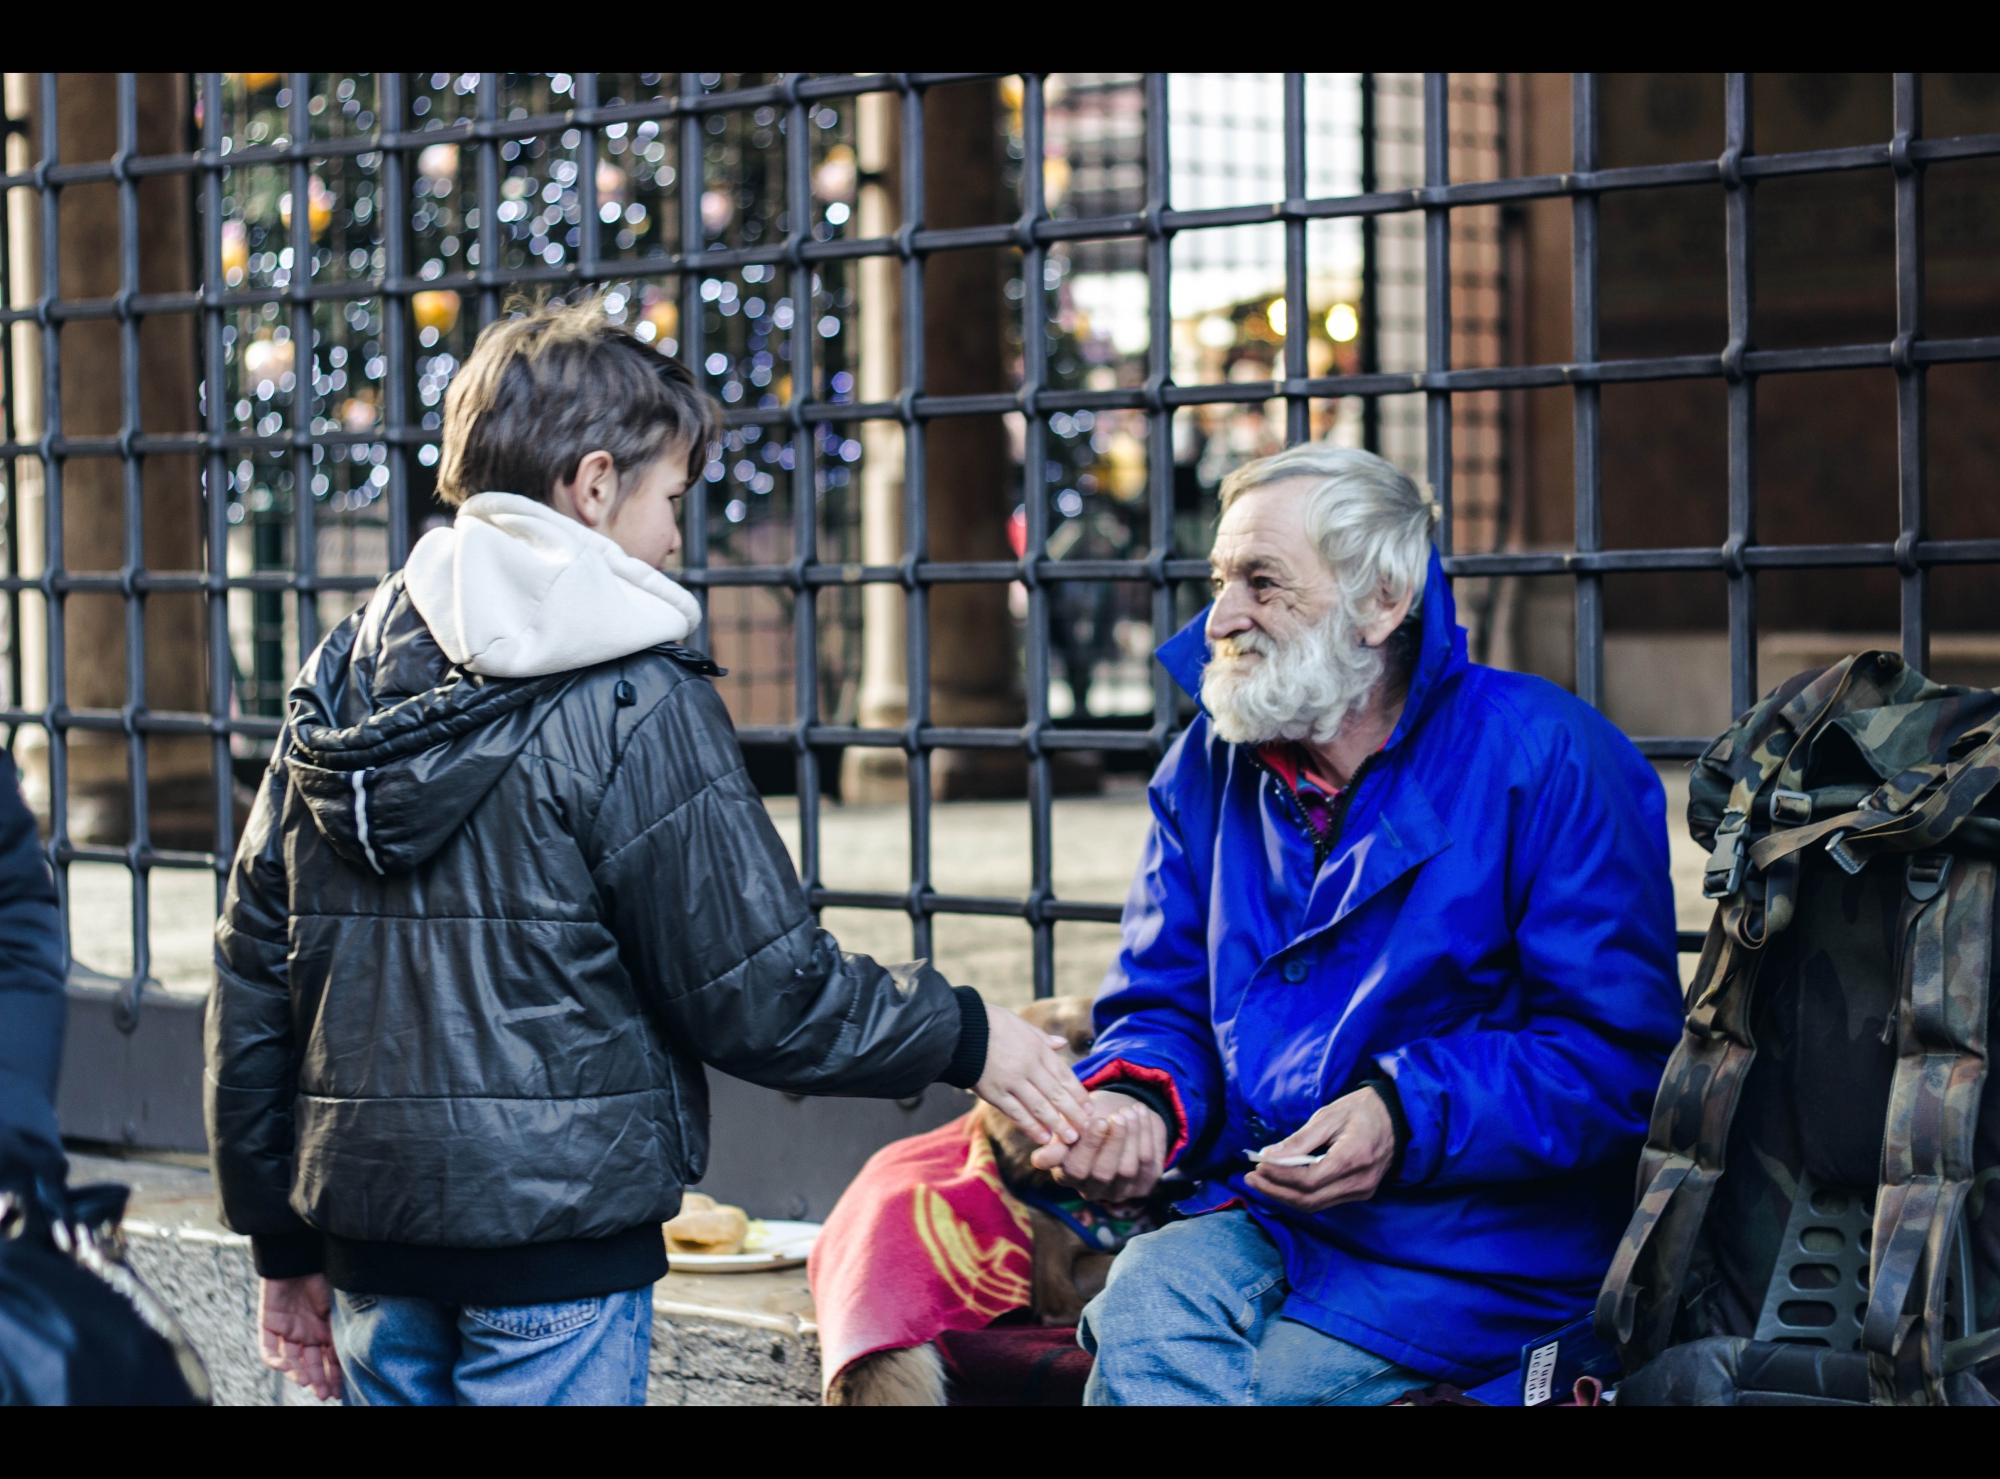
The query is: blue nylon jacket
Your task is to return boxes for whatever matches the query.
[1076,551,1682,1385]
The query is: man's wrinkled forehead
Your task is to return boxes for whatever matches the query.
[1210,483,1318,581]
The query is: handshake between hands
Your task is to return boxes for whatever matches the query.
[991,1002,1395,1214]
[978,1005,1169,1204]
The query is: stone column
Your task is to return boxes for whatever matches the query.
[22,74,210,846]
[843,92,910,802]
[842,80,1023,803]
[5,75,47,743]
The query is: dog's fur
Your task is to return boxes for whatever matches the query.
[825,996,1106,1406]
[823,1340,946,1406]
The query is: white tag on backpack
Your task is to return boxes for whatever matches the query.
[1523,1338,1560,1406]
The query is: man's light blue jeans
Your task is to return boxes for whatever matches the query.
[1078,1210,1425,1405]
[331,1287,653,1406]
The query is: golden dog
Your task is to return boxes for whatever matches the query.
[826,995,1110,1406]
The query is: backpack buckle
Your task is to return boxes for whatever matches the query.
[1704,810,1748,898]
[1769,788,1812,826]
[1907,851,1952,902]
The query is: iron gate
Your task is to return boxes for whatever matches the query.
[5,74,2000,1163]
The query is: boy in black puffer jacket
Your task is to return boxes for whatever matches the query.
[206,298,1088,1406]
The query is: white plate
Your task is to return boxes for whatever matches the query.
[667,1219,822,1273]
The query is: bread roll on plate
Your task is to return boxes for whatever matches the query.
[664,1193,749,1256]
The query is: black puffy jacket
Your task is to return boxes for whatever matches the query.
[206,576,982,1303]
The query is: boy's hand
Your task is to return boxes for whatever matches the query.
[259,1274,343,1402]
[976,1002,1090,1147]
[1029,1090,1168,1202]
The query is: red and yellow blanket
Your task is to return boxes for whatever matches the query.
[809,1113,1035,1394]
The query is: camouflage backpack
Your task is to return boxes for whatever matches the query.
[1597,651,2000,1405]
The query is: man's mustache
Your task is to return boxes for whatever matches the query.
[1211,632,1277,662]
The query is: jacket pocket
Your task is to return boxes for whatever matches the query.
[667,1042,709,1184]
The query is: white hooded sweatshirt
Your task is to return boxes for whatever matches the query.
[402,491,703,679]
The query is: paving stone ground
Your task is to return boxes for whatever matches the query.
[64,765,1710,1008]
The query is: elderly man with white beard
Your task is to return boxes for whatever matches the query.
[1033,444,1683,1405]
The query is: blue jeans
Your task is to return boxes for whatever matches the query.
[331,1287,653,1406]
[1079,1211,1424,1405]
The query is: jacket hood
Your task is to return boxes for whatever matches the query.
[403,492,702,679]
[284,578,579,875]
[1155,545,1468,754]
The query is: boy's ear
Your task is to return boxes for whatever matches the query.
[556,449,619,529]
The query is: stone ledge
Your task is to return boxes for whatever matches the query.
[649,1296,819,1406]
[644,1268,820,1406]
[76,1152,823,1406]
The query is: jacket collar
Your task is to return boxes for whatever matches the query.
[1154,545,1466,759]
[1296,768,1450,946]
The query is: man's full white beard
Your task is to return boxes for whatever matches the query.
[1200,602,1387,748]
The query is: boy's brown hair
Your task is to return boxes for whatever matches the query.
[435,294,717,507]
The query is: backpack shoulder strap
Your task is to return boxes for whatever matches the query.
[1595,916,1761,1366]
[1865,853,1995,1404]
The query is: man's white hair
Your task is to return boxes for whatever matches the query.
[1217,443,1436,622]
[1201,446,1437,748]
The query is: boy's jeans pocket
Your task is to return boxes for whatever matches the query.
[334,1287,652,1405]
[464,1297,605,1341]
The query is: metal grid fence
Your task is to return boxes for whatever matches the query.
[6,73,2000,1072]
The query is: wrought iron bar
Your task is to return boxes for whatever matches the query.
[901,75,935,964]
[114,74,152,1031]
[1894,73,1929,672]
[1571,72,1603,711]
[1424,74,1452,553]
[1724,73,1758,718]
[1020,75,1054,998]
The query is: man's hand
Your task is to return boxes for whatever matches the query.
[1245,1087,1396,1214]
[1028,1089,1168,1203]
[259,1273,343,1402]
[976,1001,1090,1148]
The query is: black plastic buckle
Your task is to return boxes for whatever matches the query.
[1704,810,1748,899]
[1907,851,1952,903]
[1769,787,1812,826]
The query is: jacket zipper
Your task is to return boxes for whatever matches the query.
[1247,747,1383,870]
